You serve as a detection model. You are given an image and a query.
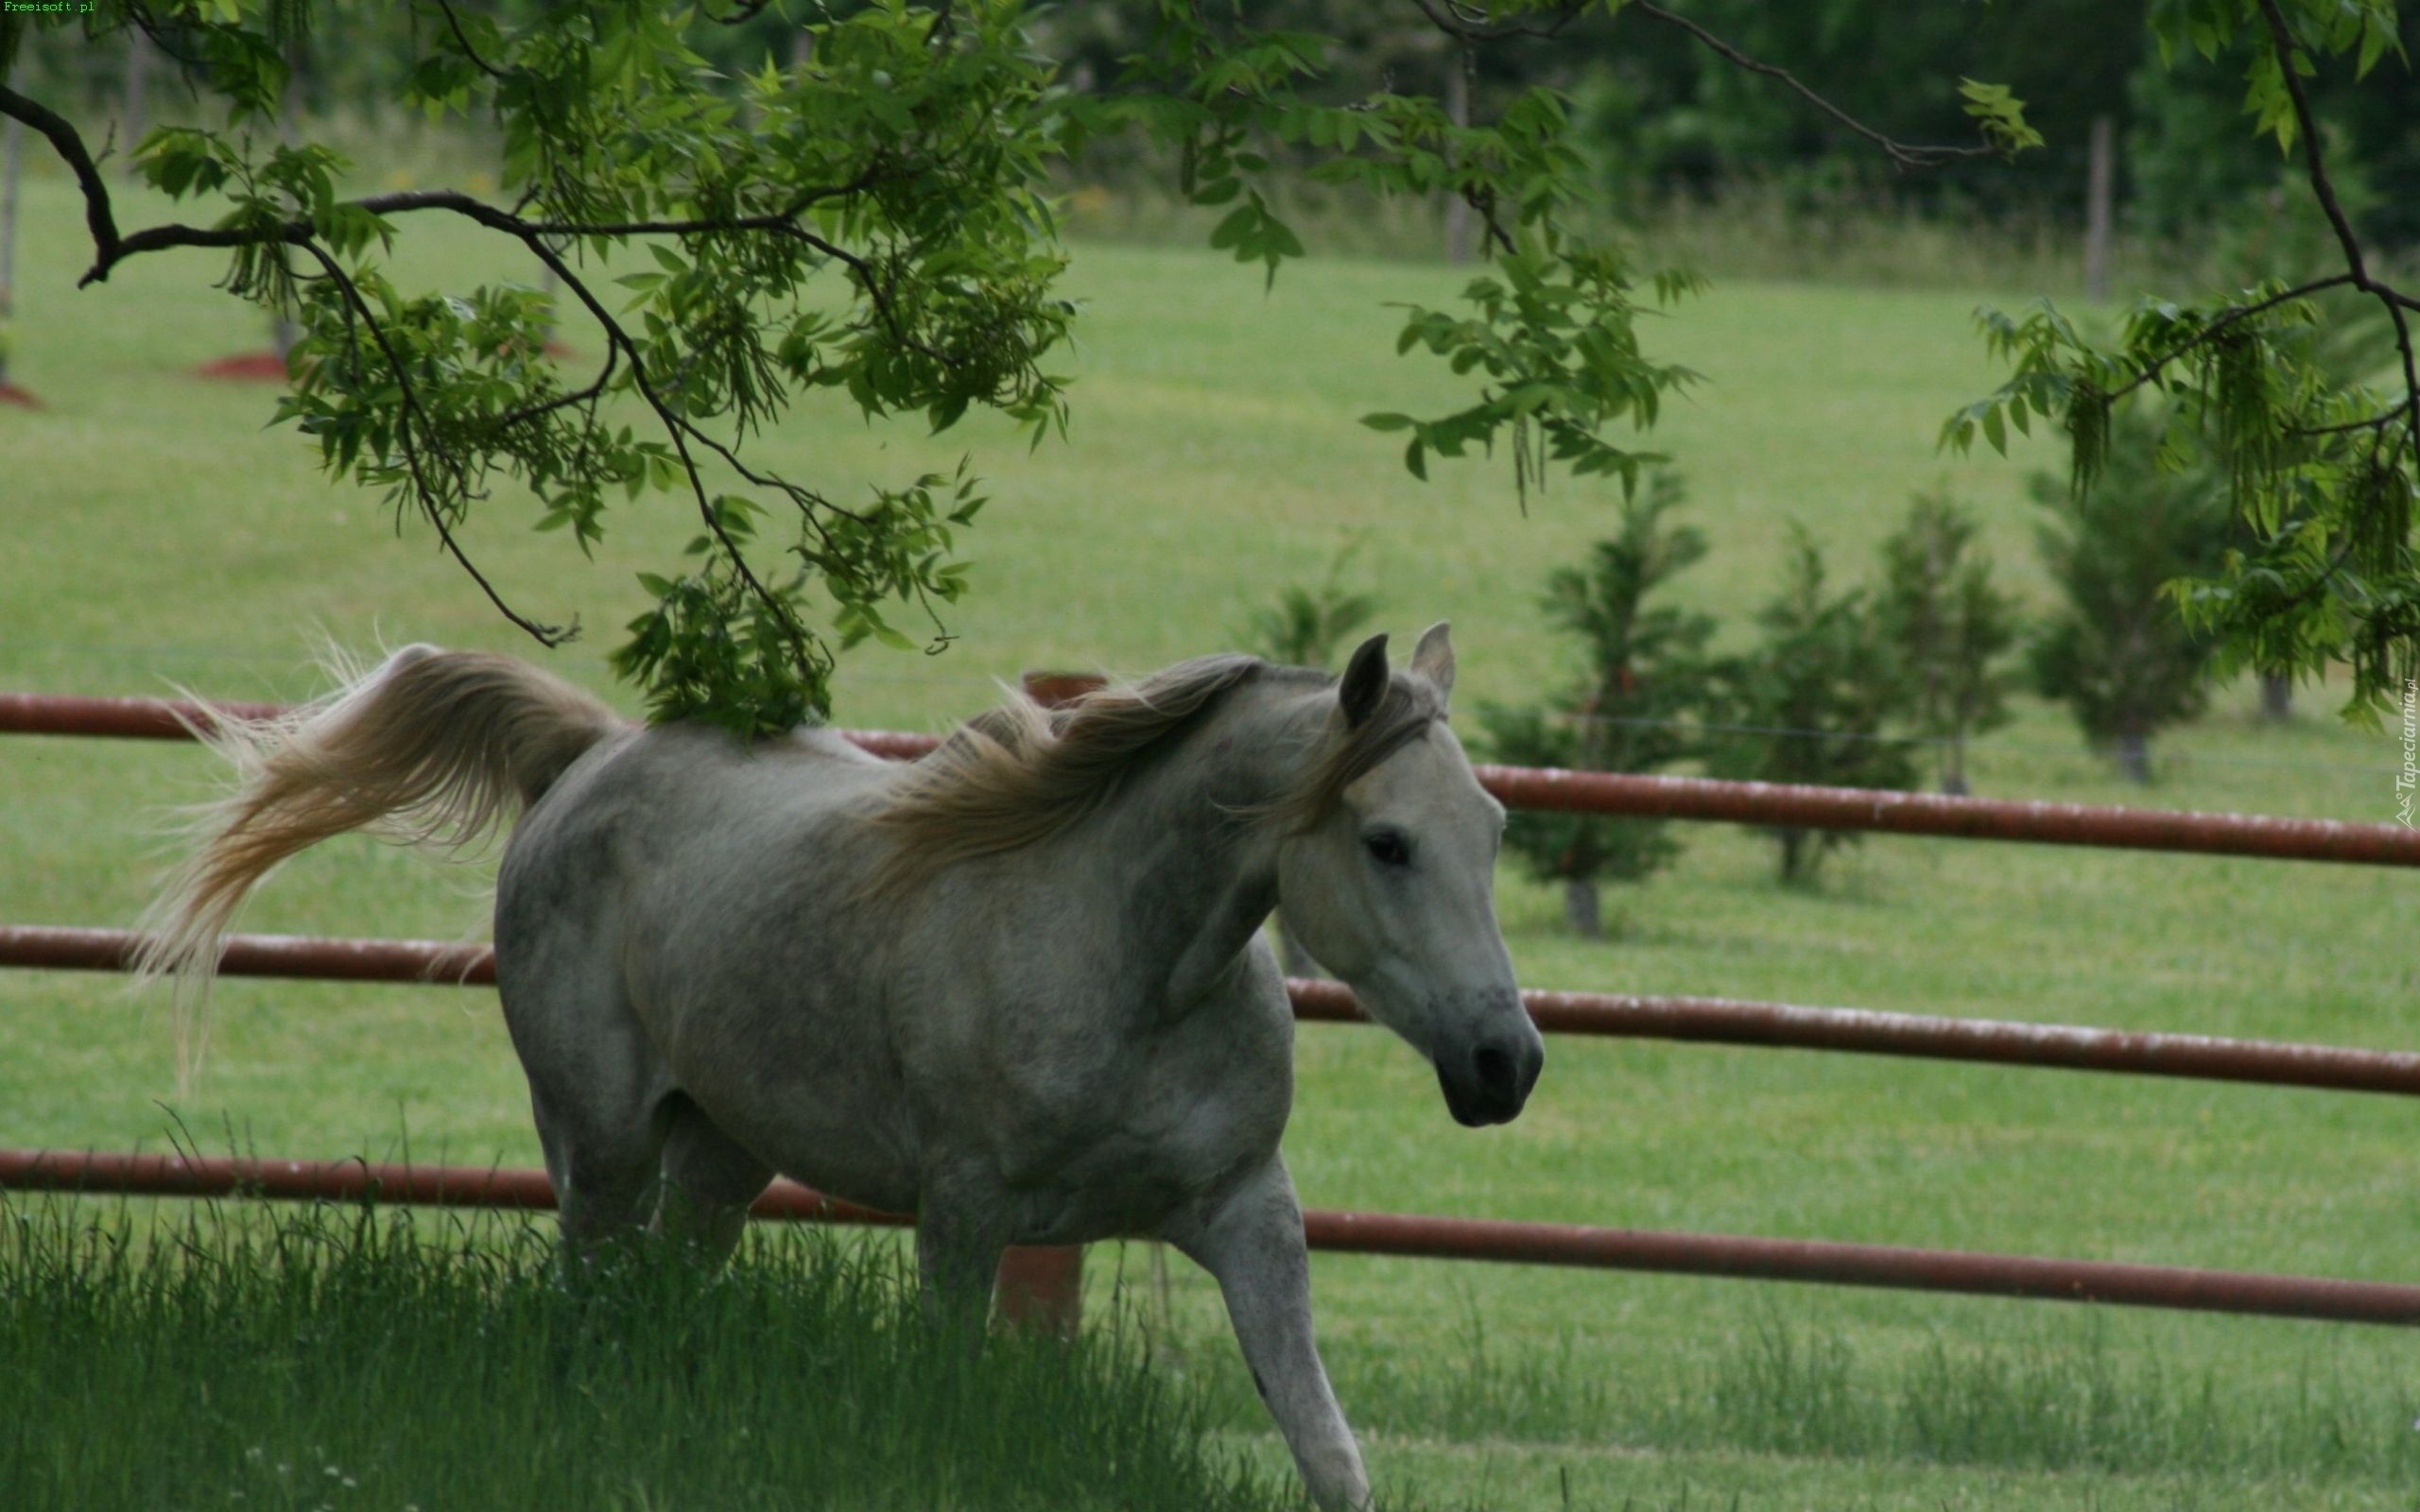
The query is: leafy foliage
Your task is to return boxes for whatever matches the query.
[0,0,2041,730]
[1873,489,2020,794]
[2027,410,2235,782]
[1708,527,1916,885]
[1947,0,2417,728]
[1478,472,1715,927]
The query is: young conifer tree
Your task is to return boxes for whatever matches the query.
[2028,412,2234,782]
[1710,527,1917,885]
[1875,489,2020,796]
[1480,472,1715,936]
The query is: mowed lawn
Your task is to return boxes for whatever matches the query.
[4,171,2418,1509]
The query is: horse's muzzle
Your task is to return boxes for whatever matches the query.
[1435,1030,1545,1127]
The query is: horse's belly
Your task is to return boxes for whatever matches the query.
[1009,1076,1293,1245]
[764,1140,922,1218]
[650,997,923,1218]
[686,1078,922,1217]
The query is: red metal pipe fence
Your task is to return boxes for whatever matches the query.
[6,1147,2416,1327]
[9,690,2419,866]
[7,681,2419,1327]
[12,922,2420,1097]
[1472,763,2420,868]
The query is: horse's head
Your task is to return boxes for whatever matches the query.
[1275,624,1545,1127]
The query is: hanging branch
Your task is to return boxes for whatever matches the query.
[2252,0,2420,455]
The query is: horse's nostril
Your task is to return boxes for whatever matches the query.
[1473,1043,1516,1099]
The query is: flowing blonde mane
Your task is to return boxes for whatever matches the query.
[863,652,1443,898]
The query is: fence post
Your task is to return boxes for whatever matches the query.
[2083,114,2115,302]
[990,668,1109,1338]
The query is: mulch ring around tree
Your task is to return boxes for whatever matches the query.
[192,352,293,381]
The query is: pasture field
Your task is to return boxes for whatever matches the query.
[4,171,2418,1509]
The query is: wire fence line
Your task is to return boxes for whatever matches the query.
[1549,711,2401,779]
[0,639,1012,690]
[3,639,2397,781]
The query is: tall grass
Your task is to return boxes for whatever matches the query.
[0,1196,1292,1512]
[1050,170,2193,301]
[1239,1306,2420,1487]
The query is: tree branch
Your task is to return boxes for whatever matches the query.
[1620,0,1998,171]
[431,0,510,82]
[2254,0,2420,456]
[72,172,892,287]
[515,235,823,684]
[0,70,898,683]
[2290,406,2407,438]
[2102,273,2357,403]
[2255,0,2368,286]
[487,340,618,431]
[1407,0,1586,43]
[0,81,122,277]
[289,236,575,648]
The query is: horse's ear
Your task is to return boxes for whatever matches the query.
[1338,633,1390,728]
[1409,621,1454,711]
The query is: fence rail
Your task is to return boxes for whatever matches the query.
[6,1147,2416,1327]
[9,922,2419,1096]
[8,684,2417,1327]
[8,691,2417,866]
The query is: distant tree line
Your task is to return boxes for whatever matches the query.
[1026,1,2420,249]
[15,3,2413,249]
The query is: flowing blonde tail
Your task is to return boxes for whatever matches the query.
[134,644,622,1082]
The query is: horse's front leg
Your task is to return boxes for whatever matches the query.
[914,1165,1011,1335]
[1167,1156,1370,1512]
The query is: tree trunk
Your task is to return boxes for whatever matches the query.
[1561,877,1601,938]
[1777,827,1807,883]
[2259,672,2292,723]
[0,101,19,389]
[269,63,298,362]
[1941,730,1970,797]
[2116,729,2152,783]
[2083,114,2114,302]
[123,30,152,163]
[1442,50,1475,264]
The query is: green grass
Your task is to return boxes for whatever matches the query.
[0,1196,1288,1512]
[4,165,2419,1509]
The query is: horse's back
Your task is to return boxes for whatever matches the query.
[502,719,897,960]
[493,719,920,1201]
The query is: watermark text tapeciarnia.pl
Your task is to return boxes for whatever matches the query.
[2396,679,2417,829]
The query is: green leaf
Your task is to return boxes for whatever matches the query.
[1208,205,1256,251]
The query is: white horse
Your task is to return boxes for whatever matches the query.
[140,625,1544,1510]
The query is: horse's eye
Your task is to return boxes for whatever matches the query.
[1363,831,1411,868]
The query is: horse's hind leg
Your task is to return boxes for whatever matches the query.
[502,946,673,1262]
[650,1096,772,1267]
[528,1084,666,1261]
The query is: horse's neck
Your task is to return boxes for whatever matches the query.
[1093,678,1324,1012]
